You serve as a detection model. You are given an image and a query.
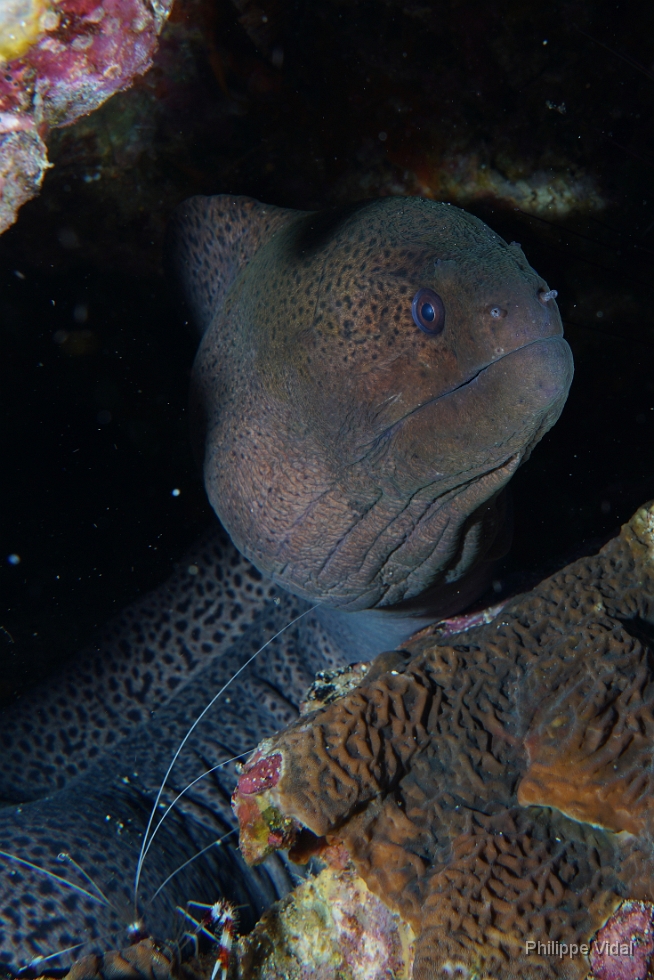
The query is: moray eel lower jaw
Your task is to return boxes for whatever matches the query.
[381,335,571,493]
[276,337,571,613]
[196,329,570,615]
[314,523,509,660]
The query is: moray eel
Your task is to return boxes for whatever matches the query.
[0,196,572,972]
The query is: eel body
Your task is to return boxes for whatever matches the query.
[0,196,572,972]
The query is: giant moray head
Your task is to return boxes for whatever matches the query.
[173,195,573,611]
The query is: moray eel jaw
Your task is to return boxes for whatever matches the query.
[370,335,571,492]
[174,195,573,612]
[358,334,572,607]
[229,336,571,612]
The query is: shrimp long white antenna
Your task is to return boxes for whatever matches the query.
[56,851,116,909]
[133,601,319,905]
[146,830,236,907]
[0,849,109,906]
[22,942,86,972]
[138,751,251,871]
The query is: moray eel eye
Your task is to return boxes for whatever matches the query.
[411,287,445,335]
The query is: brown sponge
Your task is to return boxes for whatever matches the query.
[234,502,654,979]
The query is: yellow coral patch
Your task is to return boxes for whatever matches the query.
[0,0,51,62]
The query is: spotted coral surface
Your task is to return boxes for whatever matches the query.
[234,502,654,980]
[238,865,415,980]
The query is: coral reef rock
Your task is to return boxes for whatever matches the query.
[0,0,173,233]
[234,501,654,980]
[238,865,415,980]
[40,936,218,980]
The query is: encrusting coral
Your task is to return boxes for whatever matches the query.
[238,864,415,980]
[0,0,173,233]
[234,501,654,980]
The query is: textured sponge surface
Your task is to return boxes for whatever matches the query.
[237,502,654,979]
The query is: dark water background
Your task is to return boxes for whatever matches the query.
[1,0,654,703]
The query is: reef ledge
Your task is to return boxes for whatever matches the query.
[234,500,654,980]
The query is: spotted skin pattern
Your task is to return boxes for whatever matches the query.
[0,528,281,801]
[0,528,344,973]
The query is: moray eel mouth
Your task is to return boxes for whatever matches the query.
[381,334,567,440]
[220,332,571,614]
[299,334,571,612]
[327,453,522,614]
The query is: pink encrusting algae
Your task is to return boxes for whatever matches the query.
[0,0,173,232]
[590,902,654,980]
[236,752,282,797]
